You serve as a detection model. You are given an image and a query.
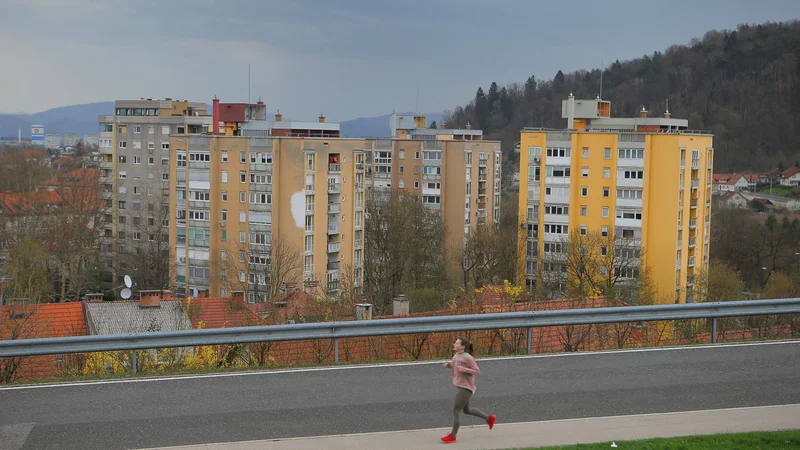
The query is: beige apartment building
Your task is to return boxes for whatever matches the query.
[169,104,501,301]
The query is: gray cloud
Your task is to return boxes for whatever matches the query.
[1,0,798,120]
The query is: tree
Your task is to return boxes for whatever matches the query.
[429,121,437,129]
[364,189,448,315]
[696,262,745,303]
[0,300,46,383]
[1,239,52,303]
[223,233,304,303]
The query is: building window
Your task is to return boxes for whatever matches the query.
[603,187,610,198]
[133,156,141,164]
[119,141,127,149]
[161,126,170,135]
[581,186,588,197]
[415,151,420,160]
[148,125,155,134]
[162,143,170,150]
[414,166,420,175]
[400,165,404,174]
[221,209,227,221]
[580,205,587,216]
[602,206,609,218]
[581,167,589,178]
[604,147,611,159]
[399,150,405,160]
[221,191,228,202]
[148,141,155,150]
[580,225,587,236]
[603,167,610,179]
[601,225,608,237]
[414,181,419,189]
[148,157,154,165]
[221,151,228,162]
[240,191,246,203]
[119,156,127,163]
[582,148,589,158]
[221,230,227,242]
[134,126,141,134]
[240,171,246,183]
[239,211,246,223]
[133,141,142,150]
[221,171,228,183]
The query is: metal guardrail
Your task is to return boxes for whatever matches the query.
[1,299,799,359]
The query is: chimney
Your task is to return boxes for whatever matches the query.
[139,290,161,308]
[440,123,445,130]
[567,92,575,129]
[212,96,220,134]
[86,292,104,303]
[162,290,173,300]
[465,122,472,130]
[393,294,410,316]
[640,106,648,118]
[355,303,373,320]
[318,114,326,123]
[231,291,245,303]
[303,280,319,296]
[664,99,671,118]
[275,110,283,122]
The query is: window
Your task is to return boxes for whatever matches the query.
[582,148,589,158]
[617,189,643,199]
[240,191,246,203]
[415,151,420,160]
[414,181,419,189]
[622,170,644,179]
[544,205,569,215]
[177,126,185,135]
[119,141,127,149]
[580,205,587,216]
[162,173,169,181]
[162,143,170,150]
[580,225,587,236]
[134,126,141,134]
[221,230,227,242]
[221,171,228,183]
[240,171,246,183]
[414,166,420,175]
[221,151,228,162]
[250,174,271,184]
[399,150,405,160]
[616,209,643,220]
[604,147,611,159]
[148,157,154,165]
[602,206,609,218]
[188,210,209,221]
[249,192,272,204]
[119,201,126,210]
[148,125,155,134]
[133,141,142,150]
[581,167,589,178]
[221,191,228,202]
[177,154,186,167]
[239,211,246,223]
[133,232,141,241]
[399,165,404,174]
[240,152,247,163]
[133,156,141,164]
[543,224,568,235]
[601,225,608,237]
[161,126,170,135]
[581,186,588,197]
[545,166,570,178]
[148,141,155,150]
[603,187,610,198]
[546,147,570,158]
[603,167,610,179]
[618,148,645,159]
[119,155,127,163]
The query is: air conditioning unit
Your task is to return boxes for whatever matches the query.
[219,221,226,227]
[179,257,186,264]
[533,157,540,163]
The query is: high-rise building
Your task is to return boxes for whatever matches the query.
[98,98,212,292]
[31,125,44,147]
[169,104,502,301]
[518,94,713,304]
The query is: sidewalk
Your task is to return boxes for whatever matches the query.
[144,403,800,450]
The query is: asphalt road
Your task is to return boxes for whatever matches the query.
[1,340,799,450]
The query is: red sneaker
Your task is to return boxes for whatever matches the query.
[487,414,496,430]
[441,433,456,443]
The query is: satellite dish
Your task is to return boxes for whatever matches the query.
[120,288,132,299]
[124,275,132,288]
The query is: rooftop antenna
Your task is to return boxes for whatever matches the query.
[666,98,670,114]
[599,60,603,100]
[248,64,251,105]
[416,84,419,114]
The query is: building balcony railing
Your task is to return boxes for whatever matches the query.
[328,223,341,234]
[328,163,341,173]
[328,203,340,213]
[327,242,341,253]
[328,183,341,194]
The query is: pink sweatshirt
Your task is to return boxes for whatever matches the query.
[448,352,481,392]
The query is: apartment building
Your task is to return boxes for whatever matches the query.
[170,101,360,301]
[371,114,502,277]
[98,98,212,291]
[170,106,501,301]
[518,94,713,304]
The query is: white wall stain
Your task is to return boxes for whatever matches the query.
[291,191,305,228]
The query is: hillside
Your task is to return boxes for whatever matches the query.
[444,21,800,173]
[1,103,441,140]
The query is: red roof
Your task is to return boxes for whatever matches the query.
[0,190,63,215]
[781,167,800,178]
[185,297,261,329]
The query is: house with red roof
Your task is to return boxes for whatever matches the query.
[712,173,749,192]
[780,167,800,186]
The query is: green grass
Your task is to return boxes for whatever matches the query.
[514,430,800,449]
[757,186,800,197]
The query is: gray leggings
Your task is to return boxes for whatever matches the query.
[451,387,489,436]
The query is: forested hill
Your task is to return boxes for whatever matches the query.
[444,21,800,173]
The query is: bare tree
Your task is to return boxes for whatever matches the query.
[0,300,46,383]
[222,233,304,303]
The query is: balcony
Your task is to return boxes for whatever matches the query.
[327,261,340,271]
[688,256,696,267]
[691,179,700,189]
[328,203,340,213]
[689,237,696,248]
[689,218,697,229]
[692,160,700,170]
[327,223,341,234]
[327,242,341,253]
[478,159,487,167]
[328,163,341,173]
[328,183,341,194]
[478,189,487,197]
[690,199,699,209]
[354,239,362,249]
[355,162,364,171]
[101,190,113,199]
[687,276,695,286]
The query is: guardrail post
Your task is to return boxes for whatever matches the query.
[527,328,532,355]
[711,318,717,344]
[334,338,339,363]
[131,351,137,374]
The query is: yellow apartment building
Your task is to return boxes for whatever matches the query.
[518,94,713,304]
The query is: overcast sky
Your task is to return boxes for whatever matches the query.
[2,0,799,121]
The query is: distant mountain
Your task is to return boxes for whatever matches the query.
[0,103,443,140]
[340,112,444,138]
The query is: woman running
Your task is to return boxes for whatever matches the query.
[441,337,496,444]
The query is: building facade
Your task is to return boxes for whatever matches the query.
[98,98,212,292]
[518,95,713,304]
